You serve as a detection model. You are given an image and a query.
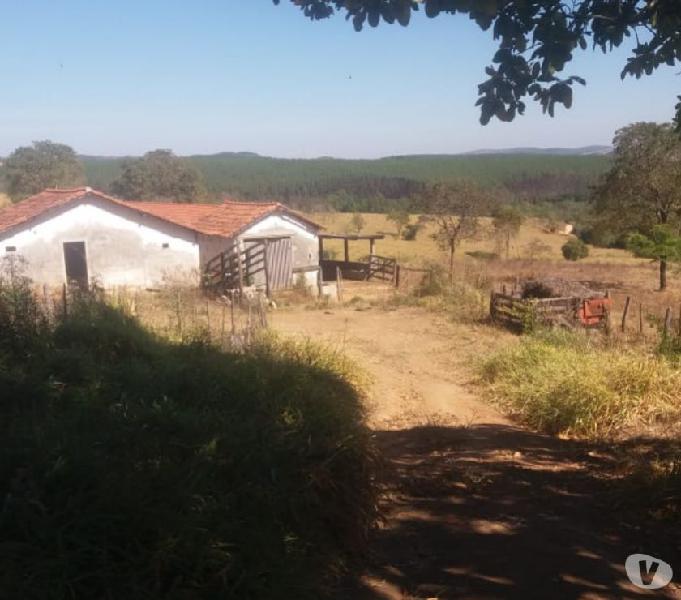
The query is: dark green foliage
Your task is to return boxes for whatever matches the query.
[3,140,85,201]
[594,122,681,289]
[561,238,589,261]
[111,149,206,202]
[277,0,681,124]
[80,153,609,213]
[0,294,376,599]
[627,226,681,262]
[401,223,420,240]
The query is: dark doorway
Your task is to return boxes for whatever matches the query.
[63,241,89,289]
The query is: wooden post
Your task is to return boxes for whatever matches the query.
[236,240,244,297]
[344,238,349,263]
[220,253,226,287]
[621,296,631,333]
[369,238,376,256]
[639,302,644,335]
[664,307,672,338]
[316,266,323,298]
[220,303,226,349]
[394,264,401,288]
[230,291,236,336]
[263,239,270,299]
[604,290,612,335]
[62,283,67,318]
[336,266,343,303]
[318,236,324,261]
[678,304,681,337]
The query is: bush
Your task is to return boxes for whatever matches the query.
[480,329,681,437]
[401,223,420,241]
[561,238,589,261]
[0,297,377,599]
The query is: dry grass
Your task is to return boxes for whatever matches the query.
[480,329,681,438]
[0,193,11,208]
[309,211,645,266]
[312,211,681,325]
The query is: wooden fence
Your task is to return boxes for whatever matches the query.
[490,293,607,331]
[320,254,397,284]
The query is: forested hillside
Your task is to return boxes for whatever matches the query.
[81,153,610,212]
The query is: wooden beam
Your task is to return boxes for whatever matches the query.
[236,240,244,295]
[344,239,349,263]
[263,239,271,299]
[318,236,324,261]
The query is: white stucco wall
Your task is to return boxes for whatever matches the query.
[0,198,200,288]
[242,213,319,268]
[198,212,319,269]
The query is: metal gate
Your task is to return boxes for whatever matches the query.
[266,237,293,291]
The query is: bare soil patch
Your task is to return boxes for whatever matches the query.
[271,305,681,599]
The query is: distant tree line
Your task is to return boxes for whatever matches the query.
[1,141,606,221]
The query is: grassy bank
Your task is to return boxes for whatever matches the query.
[480,329,681,437]
[0,290,377,599]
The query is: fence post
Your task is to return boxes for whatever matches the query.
[664,307,672,338]
[336,266,343,303]
[62,283,68,318]
[621,296,631,333]
[604,290,612,335]
[394,264,401,288]
[639,302,644,335]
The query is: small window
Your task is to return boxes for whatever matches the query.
[162,242,170,249]
[5,246,16,252]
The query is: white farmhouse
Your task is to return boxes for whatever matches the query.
[0,187,321,291]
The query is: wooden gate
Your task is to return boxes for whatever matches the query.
[265,237,293,291]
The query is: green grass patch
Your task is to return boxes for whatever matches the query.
[0,293,377,599]
[480,329,681,437]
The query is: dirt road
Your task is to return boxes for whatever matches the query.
[271,305,680,599]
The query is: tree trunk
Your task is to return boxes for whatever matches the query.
[660,258,667,291]
[449,243,455,284]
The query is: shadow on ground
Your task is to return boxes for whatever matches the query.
[335,424,681,600]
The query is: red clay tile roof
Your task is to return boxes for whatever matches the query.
[0,188,321,238]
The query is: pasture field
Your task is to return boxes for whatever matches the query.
[310,211,641,265]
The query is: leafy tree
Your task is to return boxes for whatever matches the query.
[3,141,85,201]
[627,225,681,266]
[594,122,681,290]
[422,181,489,282]
[561,238,589,261]
[349,212,366,233]
[111,149,205,202]
[492,205,525,258]
[277,1,681,124]
[386,209,410,238]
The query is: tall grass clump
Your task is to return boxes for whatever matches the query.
[0,292,377,599]
[390,262,488,323]
[480,329,681,437]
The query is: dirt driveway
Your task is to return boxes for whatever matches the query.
[271,305,680,599]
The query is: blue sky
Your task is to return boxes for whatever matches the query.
[1,1,678,158]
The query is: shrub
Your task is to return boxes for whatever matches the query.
[0,297,377,599]
[561,238,589,261]
[401,223,420,241]
[480,329,681,437]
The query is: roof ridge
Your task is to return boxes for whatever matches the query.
[222,198,280,207]
[43,186,91,192]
